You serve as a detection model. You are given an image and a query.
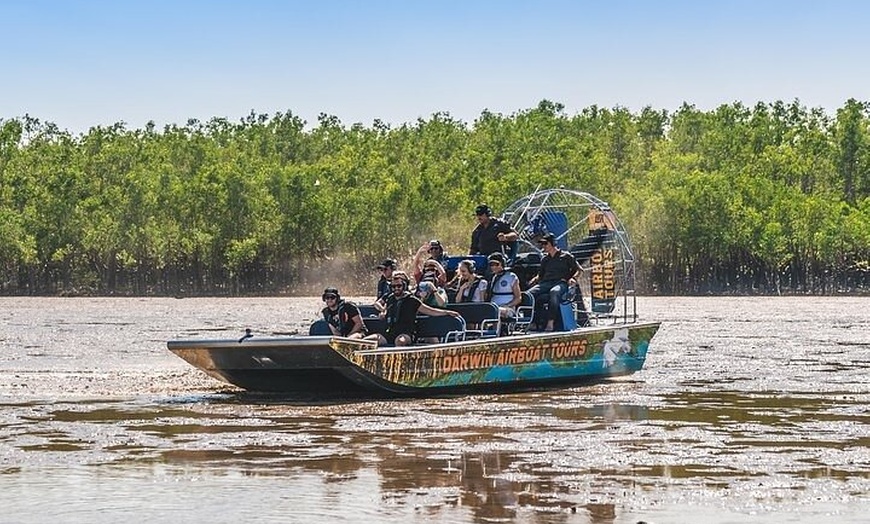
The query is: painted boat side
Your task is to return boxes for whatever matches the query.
[167,322,659,397]
[330,322,658,393]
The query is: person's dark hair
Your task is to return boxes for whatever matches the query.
[375,258,397,270]
[538,233,557,245]
[474,204,492,216]
[487,252,506,266]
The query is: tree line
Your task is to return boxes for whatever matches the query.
[0,99,867,296]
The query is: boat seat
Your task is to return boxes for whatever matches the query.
[308,320,332,336]
[415,315,466,343]
[357,304,380,318]
[309,318,386,337]
[506,291,535,334]
[311,315,461,343]
[363,317,386,335]
[446,302,500,339]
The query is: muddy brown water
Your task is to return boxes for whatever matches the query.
[0,296,868,523]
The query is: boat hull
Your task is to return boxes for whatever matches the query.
[168,322,660,398]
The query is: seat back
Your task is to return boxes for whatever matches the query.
[312,309,386,337]
[363,317,386,335]
[357,304,380,318]
[415,315,466,343]
[446,302,500,338]
[443,255,488,274]
[308,319,332,336]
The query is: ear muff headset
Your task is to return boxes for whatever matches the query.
[391,273,410,293]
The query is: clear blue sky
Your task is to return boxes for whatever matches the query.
[2,0,869,133]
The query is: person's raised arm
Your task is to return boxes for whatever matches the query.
[497,223,518,243]
[374,296,386,314]
[432,288,447,307]
[349,314,364,336]
[568,256,580,280]
[412,243,428,266]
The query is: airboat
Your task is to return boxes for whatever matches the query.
[167,188,660,397]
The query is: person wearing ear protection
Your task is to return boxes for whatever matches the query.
[321,287,366,338]
[365,272,460,347]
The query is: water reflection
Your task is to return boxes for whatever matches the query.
[1,386,868,522]
[1,398,661,522]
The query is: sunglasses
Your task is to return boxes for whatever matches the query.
[488,261,501,266]
[323,294,338,300]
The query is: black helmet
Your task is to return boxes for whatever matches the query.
[474,204,492,216]
[321,287,340,301]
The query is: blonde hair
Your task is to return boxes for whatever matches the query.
[447,259,476,288]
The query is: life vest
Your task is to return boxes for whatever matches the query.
[458,276,484,303]
[487,271,515,302]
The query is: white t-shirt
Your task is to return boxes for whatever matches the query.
[456,278,488,303]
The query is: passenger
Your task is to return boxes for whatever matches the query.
[415,238,448,265]
[415,258,447,287]
[449,259,488,303]
[411,240,447,285]
[374,258,397,300]
[485,253,522,318]
[415,280,448,308]
[320,287,366,339]
[469,204,518,256]
[365,272,461,347]
[527,233,580,332]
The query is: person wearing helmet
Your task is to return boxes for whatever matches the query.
[485,252,522,318]
[321,287,366,338]
[469,203,518,256]
[412,239,448,285]
[366,271,461,347]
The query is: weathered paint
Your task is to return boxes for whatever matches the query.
[329,324,658,389]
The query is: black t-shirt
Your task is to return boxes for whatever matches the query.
[376,276,391,299]
[321,301,362,337]
[538,250,579,282]
[383,292,422,337]
[470,218,514,255]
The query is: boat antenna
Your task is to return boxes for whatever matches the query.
[238,328,253,343]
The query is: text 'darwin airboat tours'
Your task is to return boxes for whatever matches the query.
[167,188,660,398]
